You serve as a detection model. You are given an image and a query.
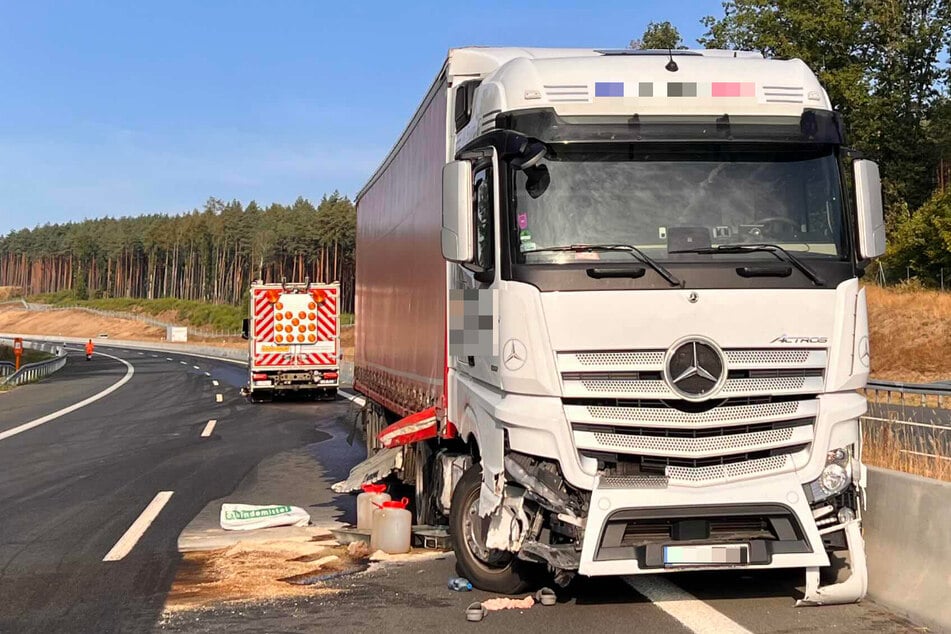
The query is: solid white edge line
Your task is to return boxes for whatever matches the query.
[201,419,217,437]
[623,576,753,634]
[0,350,135,442]
[338,389,365,407]
[103,491,174,561]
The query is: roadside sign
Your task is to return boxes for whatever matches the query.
[13,337,23,371]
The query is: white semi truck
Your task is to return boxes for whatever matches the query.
[338,47,885,605]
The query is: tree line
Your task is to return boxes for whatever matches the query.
[0,193,357,312]
[638,2,951,285]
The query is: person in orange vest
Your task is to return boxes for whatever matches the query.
[85,339,95,360]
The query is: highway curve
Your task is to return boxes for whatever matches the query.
[0,343,347,633]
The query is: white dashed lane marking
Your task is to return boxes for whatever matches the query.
[212,380,219,387]
[215,394,223,403]
[200,420,217,438]
[102,491,174,562]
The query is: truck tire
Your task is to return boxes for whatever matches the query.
[364,406,385,456]
[412,441,438,526]
[449,463,536,595]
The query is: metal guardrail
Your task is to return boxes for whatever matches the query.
[865,379,951,410]
[862,378,950,468]
[0,339,68,386]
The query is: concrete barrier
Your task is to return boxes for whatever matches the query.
[864,466,951,632]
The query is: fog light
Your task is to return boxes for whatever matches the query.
[837,507,855,524]
[819,463,850,496]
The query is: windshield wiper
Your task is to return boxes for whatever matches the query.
[522,244,682,287]
[669,243,825,286]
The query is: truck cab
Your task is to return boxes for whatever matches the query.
[440,48,883,603]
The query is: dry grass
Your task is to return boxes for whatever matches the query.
[340,325,354,361]
[0,286,21,301]
[865,284,951,383]
[862,419,951,482]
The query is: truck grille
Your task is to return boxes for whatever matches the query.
[559,347,825,485]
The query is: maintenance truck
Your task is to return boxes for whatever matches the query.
[241,280,340,400]
[335,47,885,605]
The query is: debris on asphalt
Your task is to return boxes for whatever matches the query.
[466,602,487,622]
[464,594,542,622]
[482,595,535,611]
[448,577,473,591]
[219,503,311,531]
[347,540,371,559]
[535,587,557,606]
[164,540,348,612]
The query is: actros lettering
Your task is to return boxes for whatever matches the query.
[771,334,829,344]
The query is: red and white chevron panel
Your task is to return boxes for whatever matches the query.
[253,289,275,342]
[251,286,338,369]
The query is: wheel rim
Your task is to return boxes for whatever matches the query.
[461,487,511,568]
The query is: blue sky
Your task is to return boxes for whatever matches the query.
[0,0,722,235]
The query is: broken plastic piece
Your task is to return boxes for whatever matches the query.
[331,447,404,493]
[466,602,486,622]
[796,520,868,606]
[518,541,580,570]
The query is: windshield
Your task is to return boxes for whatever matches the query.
[512,145,847,264]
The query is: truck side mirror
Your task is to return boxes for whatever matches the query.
[854,159,886,259]
[241,318,249,340]
[441,161,474,263]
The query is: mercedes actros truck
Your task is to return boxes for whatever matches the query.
[336,47,885,605]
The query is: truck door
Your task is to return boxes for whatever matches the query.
[450,152,501,389]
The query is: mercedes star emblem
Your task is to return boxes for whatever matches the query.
[858,336,870,368]
[664,337,727,401]
[502,339,527,371]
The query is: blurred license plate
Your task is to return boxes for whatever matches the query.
[663,544,748,566]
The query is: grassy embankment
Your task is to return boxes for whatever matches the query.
[863,283,951,481]
[31,291,246,332]
[30,291,355,332]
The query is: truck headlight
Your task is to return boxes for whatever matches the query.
[819,463,850,496]
[806,446,853,501]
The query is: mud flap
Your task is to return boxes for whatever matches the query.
[331,447,404,494]
[796,520,868,606]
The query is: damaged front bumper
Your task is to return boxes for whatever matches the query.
[567,470,866,604]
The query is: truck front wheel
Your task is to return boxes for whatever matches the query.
[449,464,536,594]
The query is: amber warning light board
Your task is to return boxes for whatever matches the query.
[253,288,337,367]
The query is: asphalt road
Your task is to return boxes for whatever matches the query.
[0,344,336,633]
[0,344,926,633]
